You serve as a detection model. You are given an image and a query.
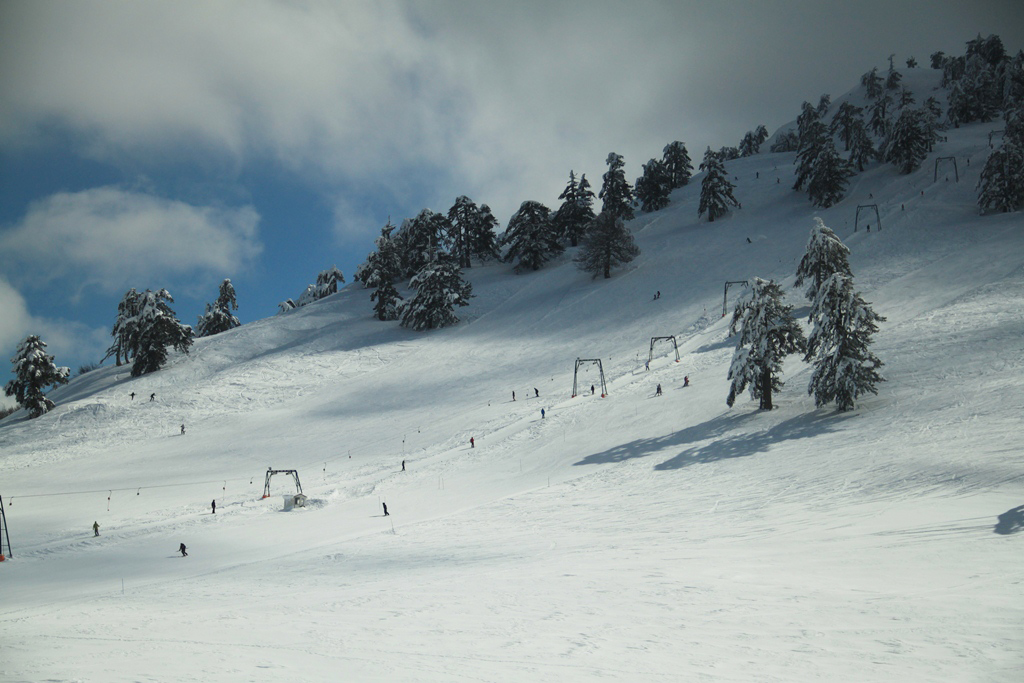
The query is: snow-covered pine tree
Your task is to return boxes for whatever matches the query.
[396,209,452,277]
[698,147,739,222]
[884,107,929,174]
[868,93,892,137]
[469,204,501,264]
[898,85,916,109]
[574,211,640,279]
[398,253,472,331]
[130,289,193,377]
[4,335,70,418]
[885,67,903,91]
[104,288,142,366]
[977,140,1024,213]
[355,221,404,320]
[501,200,562,272]
[806,139,853,208]
[634,158,672,213]
[738,125,769,157]
[795,217,853,303]
[447,196,499,268]
[804,273,886,411]
[770,130,800,153]
[296,266,345,307]
[661,141,694,188]
[847,118,877,172]
[717,146,741,161]
[726,278,806,410]
[793,117,827,192]
[196,279,240,337]
[552,171,596,247]
[599,152,635,221]
[861,67,884,100]
[830,102,864,151]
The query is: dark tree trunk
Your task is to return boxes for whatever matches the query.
[759,364,773,410]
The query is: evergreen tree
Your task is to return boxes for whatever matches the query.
[804,273,886,411]
[868,93,892,137]
[468,203,501,264]
[574,211,640,279]
[739,125,769,157]
[396,209,451,277]
[398,254,472,331]
[698,148,739,222]
[885,67,903,91]
[906,56,918,69]
[847,118,877,172]
[447,196,499,268]
[795,217,853,305]
[884,107,929,174]
[770,130,800,153]
[355,221,404,320]
[599,152,634,221]
[661,141,694,188]
[806,139,853,208]
[131,289,193,377]
[4,335,70,418]
[898,85,916,109]
[862,68,884,100]
[977,140,1024,213]
[634,158,672,212]
[726,278,806,410]
[296,266,345,307]
[502,200,562,272]
[717,146,741,161]
[196,279,240,337]
[793,118,827,192]
[930,51,947,70]
[552,171,596,247]
[104,288,142,366]
[830,102,864,151]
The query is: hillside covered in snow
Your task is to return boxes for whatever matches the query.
[1,69,1022,681]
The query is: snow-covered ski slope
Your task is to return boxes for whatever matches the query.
[3,75,1023,681]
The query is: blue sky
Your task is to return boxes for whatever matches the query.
[1,0,1022,402]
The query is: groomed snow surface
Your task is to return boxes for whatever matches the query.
[2,108,1022,680]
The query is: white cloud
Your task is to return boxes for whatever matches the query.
[1,0,1021,231]
[0,187,262,295]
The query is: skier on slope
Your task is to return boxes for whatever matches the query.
[93,521,100,537]
[382,502,389,516]
[656,384,662,396]
[211,499,216,514]
[179,543,188,557]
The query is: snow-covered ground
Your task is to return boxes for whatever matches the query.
[2,77,1022,681]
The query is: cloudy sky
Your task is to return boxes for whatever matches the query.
[1,0,1022,399]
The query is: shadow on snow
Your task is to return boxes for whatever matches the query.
[574,410,843,471]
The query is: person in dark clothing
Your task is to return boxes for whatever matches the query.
[512,391,515,401]
[656,384,662,396]
[541,408,545,419]
[149,393,155,402]
[470,437,475,448]
[382,502,389,516]
[179,543,188,557]
[211,499,216,514]
[93,521,100,536]
[401,460,405,471]
[130,392,135,400]
[181,424,185,435]
[534,387,539,398]
[590,385,595,395]
[684,376,690,387]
